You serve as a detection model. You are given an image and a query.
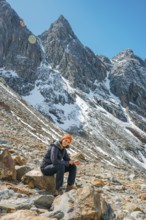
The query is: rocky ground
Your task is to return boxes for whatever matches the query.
[0,136,146,220]
[77,162,146,219]
[0,157,146,220]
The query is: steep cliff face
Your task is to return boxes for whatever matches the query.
[110,49,146,131]
[0,0,42,80]
[39,15,107,92]
[110,49,146,109]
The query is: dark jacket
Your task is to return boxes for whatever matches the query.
[40,141,71,170]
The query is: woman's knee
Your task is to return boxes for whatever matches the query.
[56,164,65,172]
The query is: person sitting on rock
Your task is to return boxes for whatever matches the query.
[40,134,81,196]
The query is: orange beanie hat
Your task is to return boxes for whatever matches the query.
[61,134,73,144]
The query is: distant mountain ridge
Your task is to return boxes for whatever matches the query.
[0,0,146,175]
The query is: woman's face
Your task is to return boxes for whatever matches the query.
[62,138,71,147]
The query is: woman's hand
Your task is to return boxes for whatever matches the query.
[69,160,81,165]
[74,160,81,165]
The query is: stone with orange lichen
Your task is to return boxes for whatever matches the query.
[91,179,106,187]
[4,181,32,195]
[139,194,146,200]
[12,155,26,166]
[0,148,16,180]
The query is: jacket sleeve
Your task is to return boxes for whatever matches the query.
[63,149,71,162]
[50,146,70,166]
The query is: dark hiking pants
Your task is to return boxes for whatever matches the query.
[41,164,76,190]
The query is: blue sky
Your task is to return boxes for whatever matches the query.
[7,0,146,59]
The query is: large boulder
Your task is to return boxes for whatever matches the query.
[21,169,55,192]
[0,147,16,180]
[43,186,114,220]
[34,195,54,209]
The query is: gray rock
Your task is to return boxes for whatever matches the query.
[46,211,64,219]
[0,189,14,199]
[15,165,32,181]
[141,184,146,191]
[34,195,54,209]
[130,211,145,219]
[16,202,33,210]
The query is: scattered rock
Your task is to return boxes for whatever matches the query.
[34,195,54,209]
[122,202,144,212]
[91,178,106,187]
[130,211,145,219]
[0,202,16,213]
[139,193,146,200]
[4,181,32,195]
[0,148,16,180]
[71,152,86,161]
[141,184,146,191]
[15,165,32,181]
[12,155,26,166]
[0,210,57,220]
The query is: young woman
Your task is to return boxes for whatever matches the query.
[40,134,80,196]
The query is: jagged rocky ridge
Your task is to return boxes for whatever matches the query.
[0,0,146,177]
[39,15,107,92]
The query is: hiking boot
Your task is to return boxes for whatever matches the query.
[66,185,77,192]
[54,189,63,197]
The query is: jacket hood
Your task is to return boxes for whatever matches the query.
[53,140,63,150]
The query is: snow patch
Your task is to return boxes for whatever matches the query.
[22,85,44,106]
[0,68,18,78]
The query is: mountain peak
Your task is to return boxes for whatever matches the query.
[112,48,144,65]
[56,14,66,23]
[120,48,134,56]
[0,0,9,9]
[48,14,77,40]
[113,48,134,60]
